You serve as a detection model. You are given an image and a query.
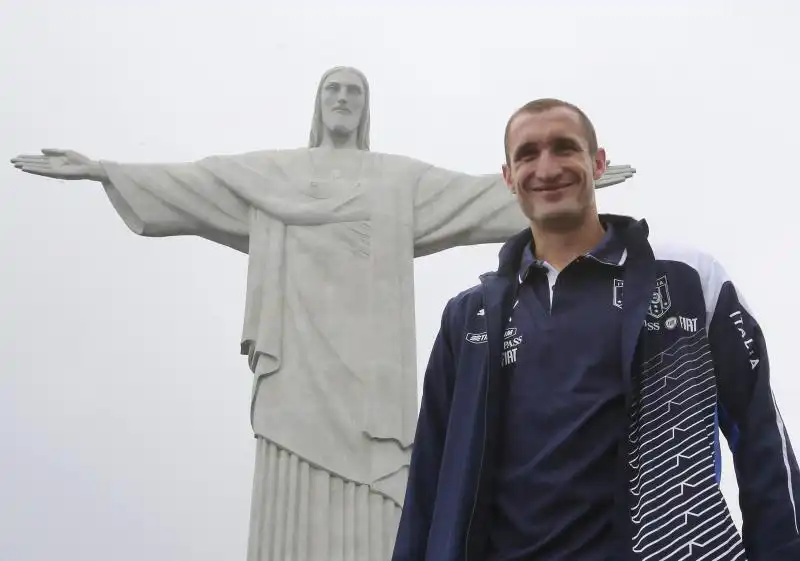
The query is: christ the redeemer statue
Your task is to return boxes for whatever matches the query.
[10,66,635,561]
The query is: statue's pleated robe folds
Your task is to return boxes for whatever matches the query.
[100,147,526,560]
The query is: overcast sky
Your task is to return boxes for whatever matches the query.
[2,1,799,559]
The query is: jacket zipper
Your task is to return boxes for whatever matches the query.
[464,362,489,561]
[465,274,518,560]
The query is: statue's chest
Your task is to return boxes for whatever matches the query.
[300,175,367,200]
[298,153,381,198]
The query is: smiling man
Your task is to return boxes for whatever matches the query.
[392,99,800,561]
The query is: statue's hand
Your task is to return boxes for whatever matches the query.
[595,160,636,190]
[10,149,105,181]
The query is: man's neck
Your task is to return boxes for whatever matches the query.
[531,215,606,271]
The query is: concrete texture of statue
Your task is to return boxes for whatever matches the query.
[10,66,635,561]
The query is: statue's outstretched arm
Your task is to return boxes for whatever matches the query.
[11,148,250,252]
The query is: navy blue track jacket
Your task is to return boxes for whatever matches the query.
[393,215,800,561]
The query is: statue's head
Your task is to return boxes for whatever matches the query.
[309,66,370,150]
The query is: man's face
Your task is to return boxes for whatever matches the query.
[502,107,606,231]
[320,69,365,138]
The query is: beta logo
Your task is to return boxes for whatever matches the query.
[466,332,487,344]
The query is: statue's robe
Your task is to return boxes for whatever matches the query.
[100,147,527,560]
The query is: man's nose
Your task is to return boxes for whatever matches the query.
[536,151,562,181]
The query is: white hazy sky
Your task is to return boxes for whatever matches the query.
[2,1,799,559]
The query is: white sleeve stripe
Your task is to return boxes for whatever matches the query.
[772,391,800,535]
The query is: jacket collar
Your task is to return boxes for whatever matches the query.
[517,221,629,282]
[496,214,649,279]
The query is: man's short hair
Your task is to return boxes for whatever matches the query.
[503,98,599,164]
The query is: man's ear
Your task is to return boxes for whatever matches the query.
[593,147,608,180]
[502,164,516,194]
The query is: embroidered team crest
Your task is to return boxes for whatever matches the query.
[648,275,672,318]
[613,279,624,309]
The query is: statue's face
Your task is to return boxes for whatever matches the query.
[320,69,365,139]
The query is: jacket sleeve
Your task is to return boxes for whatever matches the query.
[707,260,800,559]
[392,299,458,561]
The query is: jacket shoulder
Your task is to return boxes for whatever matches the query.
[451,282,485,306]
[441,282,485,324]
[649,239,732,321]
[651,240,721,274]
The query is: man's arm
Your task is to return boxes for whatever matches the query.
[392,299,458,561]
[412,162,635,257]
[707,259,800,559]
